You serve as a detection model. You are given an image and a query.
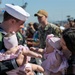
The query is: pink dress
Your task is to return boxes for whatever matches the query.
[0,45,31,75]
[41,49,68,73]
[0,45,31,62]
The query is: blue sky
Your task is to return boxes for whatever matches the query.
[0,0,75,23]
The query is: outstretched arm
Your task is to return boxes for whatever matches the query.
[22,48,42,58]
[30,47,44,55]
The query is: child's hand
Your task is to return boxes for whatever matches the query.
[17,70,34,75]
[25,63,33,74]
[25,67,32,73]
[38,54,42,58]
[30,47,36,51]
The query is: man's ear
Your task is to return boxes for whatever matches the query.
[9,18,16,24]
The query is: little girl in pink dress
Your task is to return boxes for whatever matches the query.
[30,34,68,75]
[0,32,44,75]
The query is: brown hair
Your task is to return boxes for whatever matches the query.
[3,11,20,22]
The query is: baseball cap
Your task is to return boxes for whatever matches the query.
[34,10,48,17]
[5,4,30,21]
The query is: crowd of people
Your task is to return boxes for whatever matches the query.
[0,3,75,75]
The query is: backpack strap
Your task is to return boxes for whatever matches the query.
[16,32,25,45]
[0,32,5,50]
[0,28,6,51]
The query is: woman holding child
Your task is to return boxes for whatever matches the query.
[30,27,75,75]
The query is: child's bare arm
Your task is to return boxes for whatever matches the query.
[30,47,44,55]
[5,46,18,54]
[30,63,44,73]
[22,49,42,58]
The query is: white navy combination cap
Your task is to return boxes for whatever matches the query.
[5,4,30,21]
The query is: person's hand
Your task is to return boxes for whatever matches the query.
[17,70,26,75]
[30,25,35,31]
[30,47,36,51]
[26,71,34,75]
[38,54,42,58]
[17,70,34,75]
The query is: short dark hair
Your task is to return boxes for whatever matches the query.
[62,28,75,54]
[33,22,39,31]
[3,11,20,22]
